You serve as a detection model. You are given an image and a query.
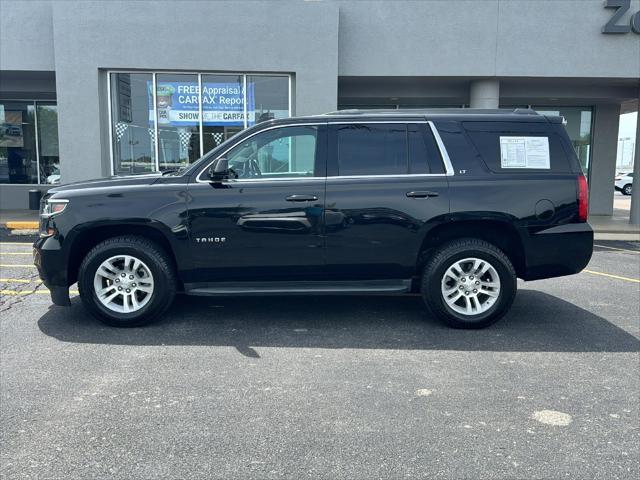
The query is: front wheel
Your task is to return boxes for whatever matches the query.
[622,184,632,196]
[421,238,517,329]
[78,236,177,327]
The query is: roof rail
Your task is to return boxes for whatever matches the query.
[320,108,541,116]
[512,108,539,115]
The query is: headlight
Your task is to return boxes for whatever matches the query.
[41,199,69,217]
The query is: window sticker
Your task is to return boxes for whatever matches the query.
[499,136,550,169]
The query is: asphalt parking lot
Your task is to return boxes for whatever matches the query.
[1,238,639,479]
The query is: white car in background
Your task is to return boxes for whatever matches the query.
[614,172,633,196]
[46,164,61,185]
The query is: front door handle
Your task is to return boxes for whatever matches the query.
[285,194,318,202]
[406,191,439,198]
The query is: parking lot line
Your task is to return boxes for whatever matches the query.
[593,244,640,254]
[583,269,640,284]
[0,289,79,295]
[0,278,38,284]
[0,265,36,268]
[0,290,40,295]
[0,242,33,246]
[0,252,32,255]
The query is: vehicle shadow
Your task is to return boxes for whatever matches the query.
[38,289,639,355]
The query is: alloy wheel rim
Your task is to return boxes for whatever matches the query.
[440,257,501,316]
[93,255,154,314]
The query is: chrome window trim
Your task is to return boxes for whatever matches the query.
[329,120,426,124]
[193,119,455,184]
[327,173,447,181]
[427,121,455,176]
[207,176,326,184]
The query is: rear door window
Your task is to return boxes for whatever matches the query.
[408,124,445,174]
[329,122,446,176]
[333,123,407,176]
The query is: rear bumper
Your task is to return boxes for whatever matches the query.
[33,236,70,306]
[521,222,593,281]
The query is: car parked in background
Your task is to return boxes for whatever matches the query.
[615,172,633,195]
[46,164,61,185]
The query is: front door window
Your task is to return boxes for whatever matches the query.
[225,126,319,179]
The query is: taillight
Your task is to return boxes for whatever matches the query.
[577,175,589,222]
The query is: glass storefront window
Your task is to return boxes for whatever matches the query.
[534,107,592,178]
[201,74,245,157]
[248,75,290,125]
[155,73,200,170]
[0,101,38,184]
[109,72,291,175]
[110,73,156,175]
[36,103,60,184]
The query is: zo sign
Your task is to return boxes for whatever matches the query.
[602,0,640,33]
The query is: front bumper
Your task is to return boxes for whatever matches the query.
[521,222,594,281]
[33,236,70,306]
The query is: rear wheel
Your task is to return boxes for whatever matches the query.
[78,236,176,327]
[421,238,517,328]
[622,184,632,196]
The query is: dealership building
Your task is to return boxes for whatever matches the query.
[0,0,639,219]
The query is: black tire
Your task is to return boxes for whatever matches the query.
[421,238,517,329]
[622,184,632,196]
[78,236,176,327]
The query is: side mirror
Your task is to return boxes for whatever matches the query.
[208,158,229,182]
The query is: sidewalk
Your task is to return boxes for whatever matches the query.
[589,207,640,240]
[1,209,639,240]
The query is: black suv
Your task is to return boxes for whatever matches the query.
[34,109,593,328]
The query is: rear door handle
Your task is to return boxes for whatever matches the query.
[406,191,439,198]
[285,194,318,202]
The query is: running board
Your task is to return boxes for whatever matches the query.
[185,279,412,296]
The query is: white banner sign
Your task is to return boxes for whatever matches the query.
[500,136,550,169]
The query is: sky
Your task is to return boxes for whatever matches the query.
[617,112,637,168]
[618,112,637,140]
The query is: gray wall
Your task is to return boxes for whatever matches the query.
[1,0,639,209]
[0,1,55,71]
[2,0,340,185]
[337,0,640,78]
[50,0,339,184]
[0,185,49,212]
[590,104,623,216]
[0,71,57,100]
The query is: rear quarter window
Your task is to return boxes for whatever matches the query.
[462,121,572,174]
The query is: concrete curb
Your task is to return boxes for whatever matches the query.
[7,229,39,236]
[594,233,640,241]
[4,221,39,230]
